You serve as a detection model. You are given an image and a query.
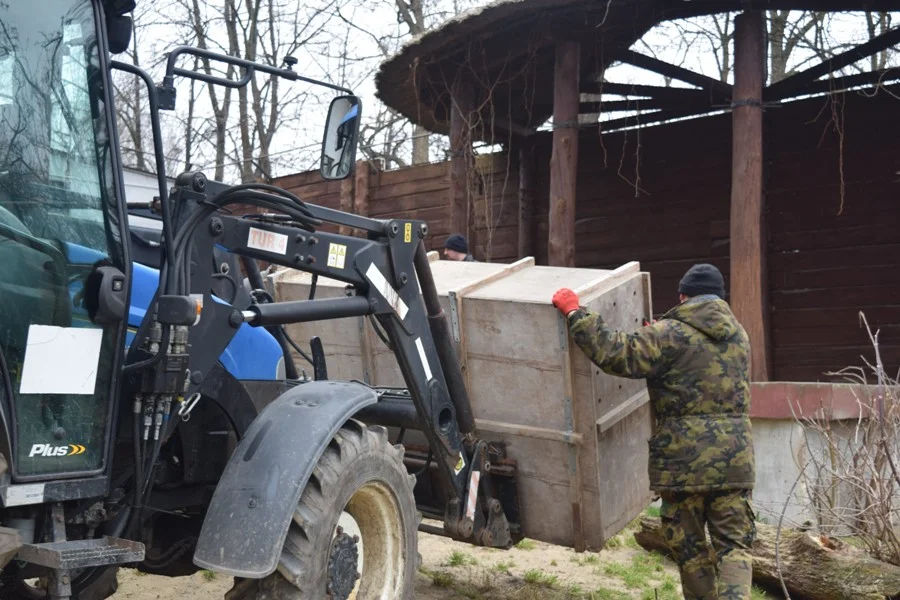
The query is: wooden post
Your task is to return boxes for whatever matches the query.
[339,175,354,237]
[518,139,537,259]
[449,77,473,239]
[548,42,580,267]
[353,159,371,239]
[730,11,770,381]
[354,159,370,217]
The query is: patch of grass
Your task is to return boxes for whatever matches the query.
[601,562,628,578]
[523,569,559,587]
[602,552,669,590]
[515,538,537,551]
[641,586,680,600]
[639,575,681,600]
[201,570,216,581]
[751,585,771,599]
[645,505,662,518]
[429,570,455,588]
[551,559,558,566]
[494,560,516,575]
[603,535,623,549]
[571,552,601,567]
[446,550,477,567]
[660,575,678,592]
[589,589,631,600]
[624,534,640,549]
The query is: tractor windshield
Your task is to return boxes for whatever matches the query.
[0,0,125,477]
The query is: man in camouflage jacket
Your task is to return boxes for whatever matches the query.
[553,264,756,600]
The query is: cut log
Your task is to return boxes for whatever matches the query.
[634,516,900,600]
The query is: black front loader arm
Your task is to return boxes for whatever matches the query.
[186,204,473,502]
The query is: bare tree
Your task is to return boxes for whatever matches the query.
[789,314,900,567]
[866,12,894,71]
[393,0,431,163]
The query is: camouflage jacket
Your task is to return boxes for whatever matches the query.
[567,295,755,493]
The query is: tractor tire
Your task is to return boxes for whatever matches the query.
[226,420,418,600]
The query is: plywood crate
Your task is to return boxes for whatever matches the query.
[270,258,654,550]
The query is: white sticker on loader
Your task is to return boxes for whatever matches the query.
[247,227,289,255]
[5,484,45,507]
[19,326,103,395]
[465,470,481,521]
[327,243,347,269]
[365,264,409,320]
[414,338,433,381]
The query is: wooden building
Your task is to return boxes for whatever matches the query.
[362,0,900,383]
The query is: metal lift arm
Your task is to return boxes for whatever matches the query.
[179,184,475,502]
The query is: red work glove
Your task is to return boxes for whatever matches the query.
[552,288,580,316]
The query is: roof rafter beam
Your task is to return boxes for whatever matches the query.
[617,50,732,100]
[765,67,900,100]
[582,81,718,102]
[591,107,722,132]
[767,25,900,99]
[666,0,900,14]
[580,94,714,113]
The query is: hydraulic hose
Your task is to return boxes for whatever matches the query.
[240,256,300,379]
[413,242,476,434]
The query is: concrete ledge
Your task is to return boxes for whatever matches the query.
[750,382,897,421]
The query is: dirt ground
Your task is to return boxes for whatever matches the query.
[109,519,778,600]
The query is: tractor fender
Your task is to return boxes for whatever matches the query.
[192,380,378,578]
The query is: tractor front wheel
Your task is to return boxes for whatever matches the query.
[227,420,418,600]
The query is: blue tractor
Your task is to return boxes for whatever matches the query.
[0,1,521,599]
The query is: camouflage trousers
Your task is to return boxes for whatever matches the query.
[659,490,756,600]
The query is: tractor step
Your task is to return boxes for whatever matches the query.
[16,536,145,570]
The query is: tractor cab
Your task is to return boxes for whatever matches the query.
[0,0,129,484]
[0,2,522,600]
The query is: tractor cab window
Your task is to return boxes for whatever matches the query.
[0,0,125,477]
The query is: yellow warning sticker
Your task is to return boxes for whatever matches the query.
[404,222,412,243]
[454,452,466,475]
[327,243,347,269]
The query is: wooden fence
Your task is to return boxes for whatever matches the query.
[274,153,519,263]
[273,88,900,382]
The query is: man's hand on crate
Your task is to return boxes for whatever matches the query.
[552,288,580,317]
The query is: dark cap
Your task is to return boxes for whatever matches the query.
[444,233,468,253]
[679,264,726,299]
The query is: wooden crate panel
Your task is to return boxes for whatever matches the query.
[273,259,654,549]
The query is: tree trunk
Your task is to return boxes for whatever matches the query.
[190,0,233,182]
[634,516,900,600]
[412,125,429,164]
[768,11,789,83]
[449,77,473,238]
[129,48,146,172]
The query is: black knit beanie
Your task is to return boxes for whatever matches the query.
[678,264,726,299]
[445,234,468,253]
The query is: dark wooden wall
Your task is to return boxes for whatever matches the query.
[274,154,518,262]
[273,89,900,382]
[529,89,900,382]
[765,91,900,382]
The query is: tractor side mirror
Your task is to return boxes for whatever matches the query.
[106,14,133,54]
[320,96,361,181]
